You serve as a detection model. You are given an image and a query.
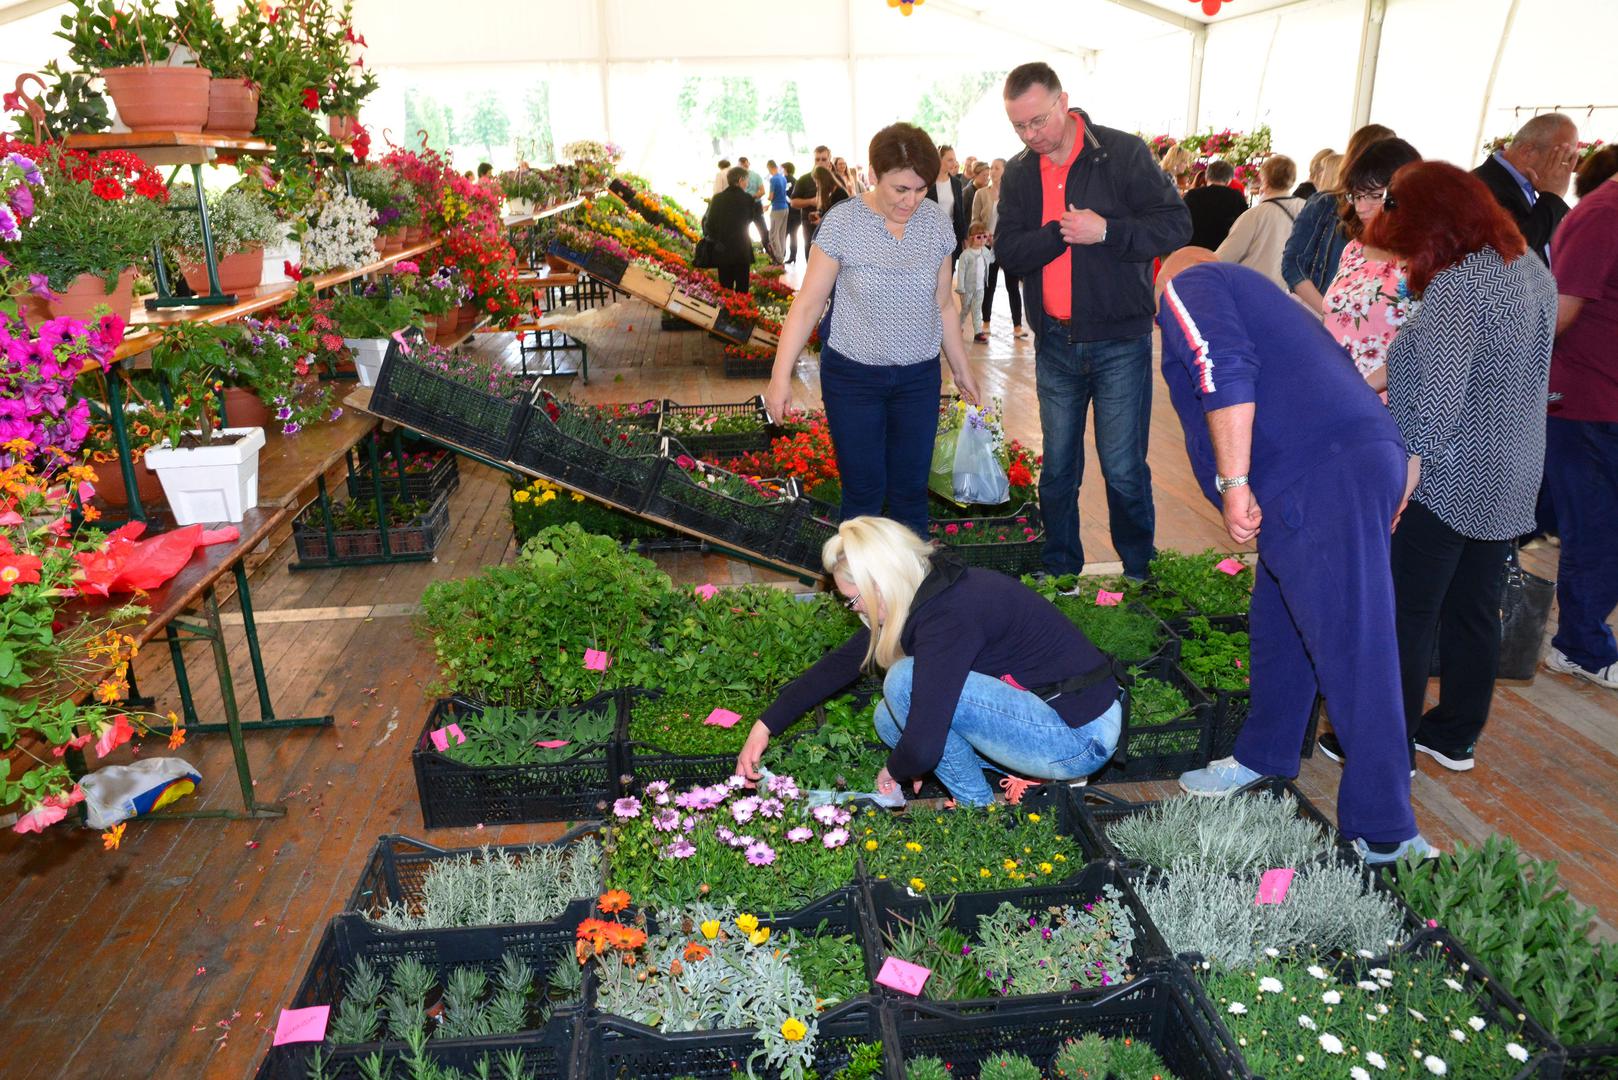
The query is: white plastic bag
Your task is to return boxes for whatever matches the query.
[80,758,202,829]
[951,417,1010,505]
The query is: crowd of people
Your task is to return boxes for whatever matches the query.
[713,62,1615,859]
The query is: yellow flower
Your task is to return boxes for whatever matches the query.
[1039,862,1054,874]
[513,490,532,503]
[781,1017,807,1042]
[865,839,878,852]
[1054,853,1067,862]
[904,842,922,853]
[700,920,720,940]
[1027,813,1041,822]
[909,877,925,891]
[735,913,759,934]
[979,868,992,878]
[749,927,771,946]
[570,492,586,502]
[1003,858,1018,870]
[540,489,557,503]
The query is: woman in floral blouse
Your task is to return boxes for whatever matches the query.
[1322,139,1423,383]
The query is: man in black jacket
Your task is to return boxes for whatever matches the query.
[1473,112,1579,266]
[1183,158,1248,250]
[994,61,1191,579]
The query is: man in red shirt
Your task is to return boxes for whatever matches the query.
[1542,167,1618,690]
[993,62,1191,579]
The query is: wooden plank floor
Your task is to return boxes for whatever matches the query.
[2,293,1614,1079]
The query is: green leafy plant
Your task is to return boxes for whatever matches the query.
[173,0,254,80]
[830,1040,886,1080]
[366,836,602,931]
[978,1054,1042,1080]
[140,320,250,447]
[8,147,167,292]
[1127,672,1191,728]
[8,62,110,139]
[329,950,547,1048]
[509,476,669,546]
[906,1059,950,1080]
[1176,616,1250,693]
[331,283,423,340]
[628,689,764,756]
[57,0,176,70]
[1145,549,1252,618]
[1051,1033,1177,1079]
[438,702,615,767]
[164,182,282,260]
[763,695,887,793]
[1389,835,1618,1051]
[349,162,423,231]
[1102,789,1334,874]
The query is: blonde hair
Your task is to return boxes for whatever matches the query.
[1316,151,1344,192]
[821,516,934,670]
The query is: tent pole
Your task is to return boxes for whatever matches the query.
[1474,0,1522,161]
[597,0,613,144]
[1185,25,1207,135]
[1350,0,1387,130]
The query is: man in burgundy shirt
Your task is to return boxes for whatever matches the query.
[1542,170,1618,690]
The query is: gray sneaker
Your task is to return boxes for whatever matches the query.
[1178,756,1263,797]
[1545,648,1618,690]
[1353,834,1440,866]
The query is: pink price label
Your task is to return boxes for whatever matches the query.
[534,739,571,749]
[1216,557,1246,576]
[704,708,742,729]
[429,724,466,752]
[876,956,933,995]
[273,1005,330,1045]
[583,649,611,671]
[694,583,719,600]
[1256,867,1296,904]
[1094,589,1125,607]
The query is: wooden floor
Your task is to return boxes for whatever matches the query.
[2,292,1615,1079]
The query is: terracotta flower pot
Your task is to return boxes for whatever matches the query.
[181,247,264,295]
[458,305,478,332]
[328,115,358,141]
[384,230,405,254]
[102,66,212,133]
[93,451,166,512]
[44,269,137,323]
[406,225,426,244]
[222,386,273,430]
[204,78,259,137]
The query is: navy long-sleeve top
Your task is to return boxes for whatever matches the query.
[759,553,1119,781]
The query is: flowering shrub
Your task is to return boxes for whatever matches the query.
[0,309,125,467]
[232,314,341,435]
[346,161,421,233]
[163,182,282,260]
[299,187,378,271]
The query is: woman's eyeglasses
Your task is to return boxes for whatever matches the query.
[841,592,862,612]
[1351,188,1390,207]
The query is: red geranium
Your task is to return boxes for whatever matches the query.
[90,176,124,201]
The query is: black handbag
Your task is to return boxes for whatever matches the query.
[1428,550,1556,681]
[692,237,720,269]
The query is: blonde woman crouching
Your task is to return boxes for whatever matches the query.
[735,516,1123,805]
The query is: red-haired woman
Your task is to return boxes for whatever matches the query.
[1366,161,1556,777]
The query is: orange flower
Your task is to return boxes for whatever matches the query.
[683,942,711,962]
[167,725,186,750]
[576,917,611,941]
[603,923,647,951]
[598,889,631,914]
[101,823,125,851]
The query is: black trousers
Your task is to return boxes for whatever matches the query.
[1391,500,1510,753]
[984,262,1023,327]
[717,261,750,293]
[786,210,801,261]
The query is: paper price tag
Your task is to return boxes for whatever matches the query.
[534,739,571,749]
[876,956,932,996]
[704,708,742,729]
[1216,557,1246,576]
[1256,868,1295,904]
[429,724,466,752]
[583,649,611,671]
[1095,589,1125,607]
[273,1006,330,1045]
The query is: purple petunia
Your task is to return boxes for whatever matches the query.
[786,826,813,843]
[612,796,641,819]
[822,828,849,849]
[664,837,696,859]
[745,842,776,866]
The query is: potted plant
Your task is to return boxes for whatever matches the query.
[297,185,378,272]
[347,162,418,253]
[414,265,468,344]
[56,0,211,132]
[165,182,282,294]
[5,62,111,141]
[138,320,265,525]
[252,169,315,286]
[5,145,168,322]
[316,0,377,140]
[331,262,424,386]
[228,313,342,434]
[173,0,259,137]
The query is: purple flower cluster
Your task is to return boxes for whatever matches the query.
[0,310,125,468]
[628,775,862,866]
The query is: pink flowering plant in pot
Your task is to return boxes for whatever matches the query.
[0,307,126,470]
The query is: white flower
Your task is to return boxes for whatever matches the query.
[1319,1033,1344,1054]
[1408,1007,1428,1022]
[1366,1050,1387,1069]
[1357,949,1376,958]
[300,190,380,272]
[1444,977,1464,992]
[1299,1014,1318,1030]
[1259,976,1284,994]
[1352,1069,1372,1080]
[1450,1028,1467,1043]
[1377,977,1393,988]
[1423,1055,1448,1075]
[1370,968,1392,979]
[1227,1001,1248,1015]
[1323,990,1342,1004]
[1358,980,1381,991]
[1375,1004,1390,1015]
[1307,964,1329,981]
[1264,947,1280,958]
[1506,1042,1529,1063]
[1468,1016,1486,1032]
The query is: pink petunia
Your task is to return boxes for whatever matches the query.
[13,802,67,834]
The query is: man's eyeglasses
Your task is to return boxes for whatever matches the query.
[1011,98,1064,136]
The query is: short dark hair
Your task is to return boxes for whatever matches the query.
[767,159,777,169]
[867,122,941,185]
[782,162,796,176]
[718,159,731,169]
[1339,138,1421,239]
[1206,159,1235,184]
[1004,62,1061,100]
[814,144,830,155]
[938,144,954,155]
[726,165,748,186]
[477,162,493,177]
[1576,145,1618,197]
[738,156,750,166]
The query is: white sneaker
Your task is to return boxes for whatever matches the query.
[1545,648,1618,690]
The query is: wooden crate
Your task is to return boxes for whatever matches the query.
[746,325,780,352]
[665,289,719,330]
[618,264,675,306]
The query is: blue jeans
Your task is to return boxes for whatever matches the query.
[820,347,942,537]
[1545,417,1618,670]
[1035,318,1156,576]
[873,657,1123,805]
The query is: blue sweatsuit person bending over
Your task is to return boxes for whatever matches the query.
[1155,248,1433,865]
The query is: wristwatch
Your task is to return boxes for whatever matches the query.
[1215,474,1249,494]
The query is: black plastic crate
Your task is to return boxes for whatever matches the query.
[1074,776,1348,870]
[293,488,453,565]
[412,695,621,828]
[775,499,839,574]
[644,441,803,563]
[656,396,773,456]
[1171,614,1320,763]
[1567,1042,1618,1078]
[1187,929,1566,1080]
[1089,655,1216,784]
[722,351,773,379]
[584,246,628,285]
[862,860,1169,1013]
[548,238,590,267]
[254,914,583,1080]
[257,1024,579,1080]
[616,687,745,793]
[346,446,461,502]
[710,308,755,345]
[511,395,668,511]
[929,502,1046,576]
[344,828,607,921]
[882,968,1241,1080]
[369,338,534,461]
[576,889,878,1080]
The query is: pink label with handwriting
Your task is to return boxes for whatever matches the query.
[876,956,932,995]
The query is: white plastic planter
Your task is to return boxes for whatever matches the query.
[260,237,302,285]
[143,426,265,525]
[506,197,536,218]
[344,337,390,387]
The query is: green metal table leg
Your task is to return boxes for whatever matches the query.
[201,586,285,817]
[165,623,201,726]
[103,363,146,523]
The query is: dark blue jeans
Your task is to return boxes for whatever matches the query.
[1545,417,1618,671]
[820,347,942,537]
[1034,317,1156,576]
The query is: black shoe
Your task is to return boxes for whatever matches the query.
[1317,731,1416,777]
[1414,741,1475,772]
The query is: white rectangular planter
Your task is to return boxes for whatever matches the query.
[260,237,301,286]
[143,426,266,525]
[344,337,390,387]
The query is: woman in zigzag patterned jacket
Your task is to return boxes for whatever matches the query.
[1368,161,1558,774]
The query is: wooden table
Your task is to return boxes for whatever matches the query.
[64,506,334,822]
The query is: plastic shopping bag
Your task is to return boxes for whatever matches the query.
[79,758,202,829]
[951,416,1010,505]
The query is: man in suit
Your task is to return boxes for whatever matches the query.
[1474,112,1579,265]
[927,143,969,261]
